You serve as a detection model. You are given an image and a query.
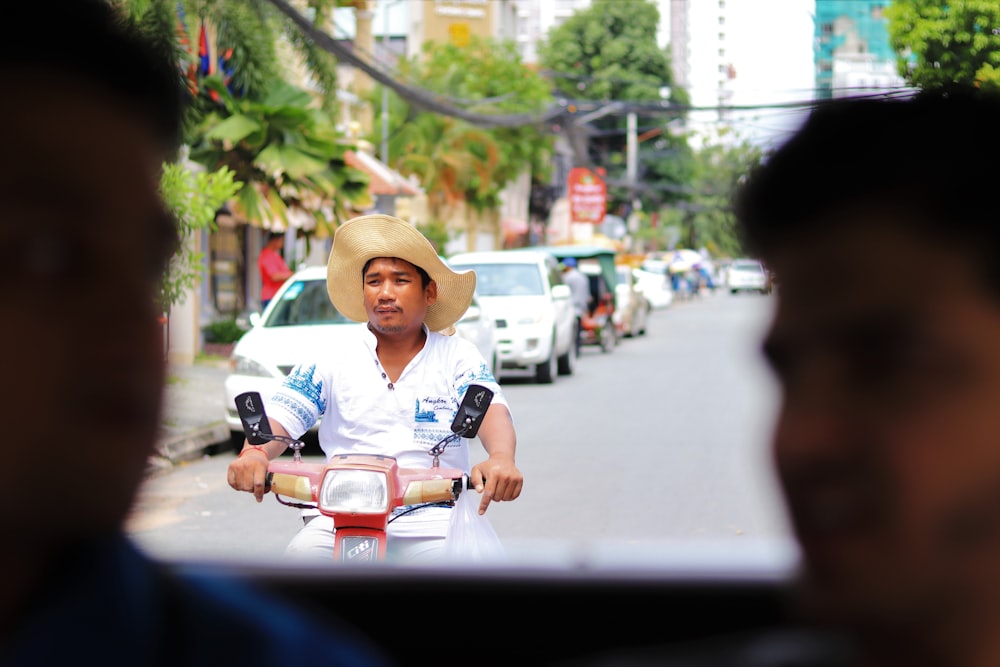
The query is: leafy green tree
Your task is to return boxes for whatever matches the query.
[118,0,340,121]
[384,36,554,224]
[188,78,370,234]
[538,0,692,215]
[655,130,763,257]
[540,0,680,103]
[885,0,1000,90]
[159,163,242,312]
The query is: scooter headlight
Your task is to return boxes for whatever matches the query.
[318,469,389,514]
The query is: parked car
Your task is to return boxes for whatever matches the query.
[725,258,772,295]
[453,292,498,376]
[447,250,576,384]
[223,265,498,436]
[223,266,360,435]
[633,266,674,309]
[613,265,651,338]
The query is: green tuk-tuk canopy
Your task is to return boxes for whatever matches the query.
[525,245,618,295]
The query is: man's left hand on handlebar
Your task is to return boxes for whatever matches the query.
[469,453,523,515]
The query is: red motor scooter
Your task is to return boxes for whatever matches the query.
[234,385,494,564]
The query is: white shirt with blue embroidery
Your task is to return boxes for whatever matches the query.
[266,324,507,473]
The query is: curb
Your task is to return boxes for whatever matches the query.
[147,421,233,477]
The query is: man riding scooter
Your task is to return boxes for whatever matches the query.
[227,214,523,563]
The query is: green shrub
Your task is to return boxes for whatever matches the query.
[202,318,248,344]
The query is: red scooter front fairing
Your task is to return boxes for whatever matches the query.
[238,385,491,565]
[267,454,467,564]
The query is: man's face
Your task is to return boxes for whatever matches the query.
[0,72,176,544]
[763,210,1000,628]
[364,257,436,335]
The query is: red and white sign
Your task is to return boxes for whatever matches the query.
[568,167,606,224]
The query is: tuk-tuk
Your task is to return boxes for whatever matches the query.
[528,245,619,353]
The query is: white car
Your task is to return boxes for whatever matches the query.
[223,265,499,435]
[633,266,674,309]
[448,250,576,384]
[613,265,651,338]
[726,259,771,295]
[453,292,498,375]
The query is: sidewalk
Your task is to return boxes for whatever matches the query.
[149,359,233,476]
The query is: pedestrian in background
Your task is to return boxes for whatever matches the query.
[562,257,591,356]
[259,230,293,310]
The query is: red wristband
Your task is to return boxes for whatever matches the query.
[238,446,268,460]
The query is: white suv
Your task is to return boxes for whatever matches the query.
[726,258,771,294]
[448,250,576,384]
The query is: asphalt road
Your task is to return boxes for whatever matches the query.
[127,289,796,572]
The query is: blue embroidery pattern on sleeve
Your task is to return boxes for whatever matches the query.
[271,393,316,429]
[471,361,496,384]
[283,364,327,414]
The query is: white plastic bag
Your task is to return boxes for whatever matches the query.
[444,490,507,563]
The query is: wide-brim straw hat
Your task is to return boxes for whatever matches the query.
[326,214,476,333]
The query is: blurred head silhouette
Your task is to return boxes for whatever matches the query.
[736,86,1000,665]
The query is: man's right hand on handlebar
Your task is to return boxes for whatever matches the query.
[228,445,271,502]
[227,420,293,502]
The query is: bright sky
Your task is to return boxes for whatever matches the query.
[664,0,817,150]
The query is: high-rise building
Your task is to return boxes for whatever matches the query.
[814,0,906,98]
[406,0,519,57]
[666,0,690,91]
[663,0,815,149]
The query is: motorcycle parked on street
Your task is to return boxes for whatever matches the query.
[234,385,494,564]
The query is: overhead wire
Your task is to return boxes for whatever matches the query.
[266,0,920,133]
[267,0,564,128]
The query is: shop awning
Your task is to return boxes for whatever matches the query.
[344,149,422,197]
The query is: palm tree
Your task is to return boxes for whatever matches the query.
[189,78,370,233]
[119,0,371,232]
[119,0,340,118]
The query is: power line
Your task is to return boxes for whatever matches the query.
[267,0,564,129]
[267,0,919,130]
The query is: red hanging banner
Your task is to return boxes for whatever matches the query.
[567,167,606,224]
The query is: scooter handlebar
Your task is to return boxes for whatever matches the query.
[263,466,471,507]
[267,471,314,501]
[401,477,465,505]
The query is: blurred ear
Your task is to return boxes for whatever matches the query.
[425,280,438,305]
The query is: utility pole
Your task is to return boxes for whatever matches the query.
[353,0,375,135]
[626,111,641,251]
[626,112,637,188]
[381,1,390,164]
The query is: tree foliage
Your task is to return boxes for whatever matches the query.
[118,0,340,120]
[188,78,371,234]
[540,0,680,104]
[885,0,1000,90]
[159,163,242,311]
[385,36,554,221]
[538,0,692,220]
[655,131,763,257]
[120,0,368,235]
